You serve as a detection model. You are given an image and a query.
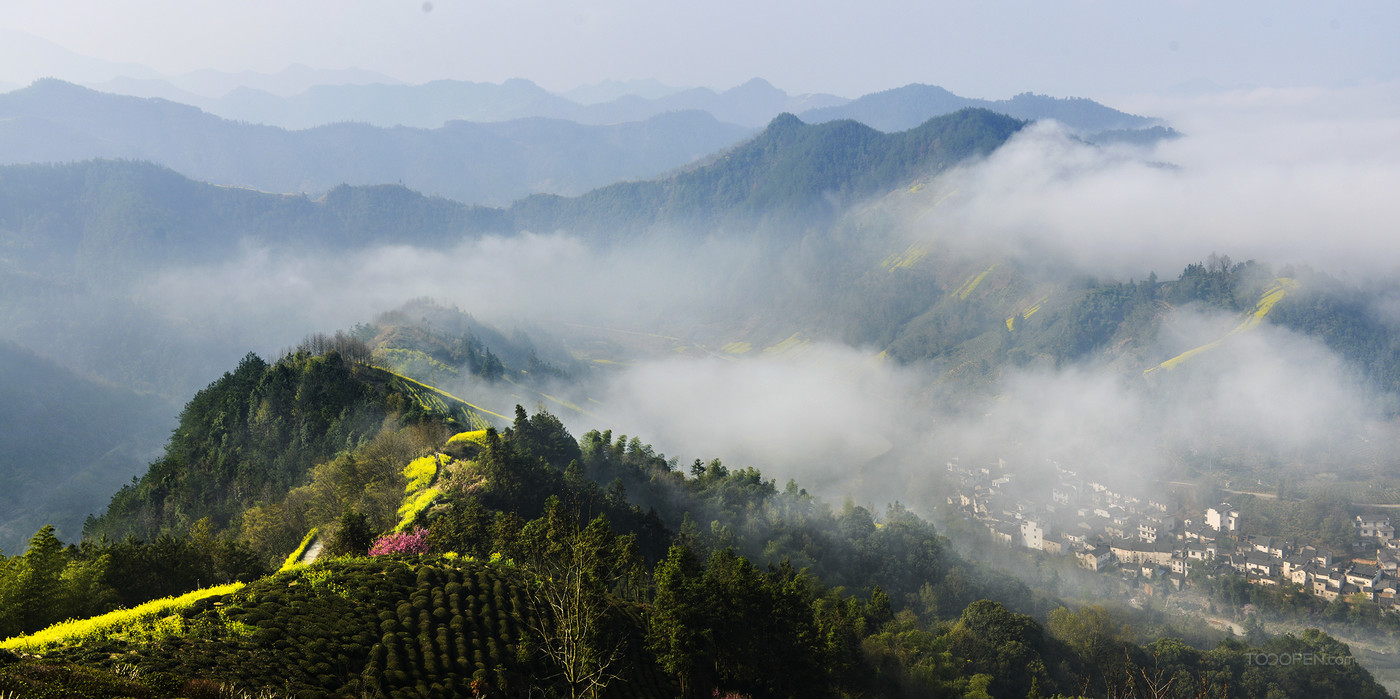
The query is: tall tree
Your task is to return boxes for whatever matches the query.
[649,543,711,698]
[518,498,639,698]
[0,525,68,636]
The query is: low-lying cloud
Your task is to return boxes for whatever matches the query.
[134,231,747,362]
[584,343,917,486]
[949,317,1387,482]
[581,307,1398,506]
[919,82,1400,277]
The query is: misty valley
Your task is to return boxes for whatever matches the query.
[3,74,1400,699]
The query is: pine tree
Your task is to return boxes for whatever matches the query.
[0,525,69,636]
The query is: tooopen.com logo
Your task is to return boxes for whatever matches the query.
[1245,652,1356,666]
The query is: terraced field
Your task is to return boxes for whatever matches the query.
[952,263,999,300]
[1005,293,1050,331]
[4,557,671,698]
[372,367,506,430]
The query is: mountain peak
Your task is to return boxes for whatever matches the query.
[25,77,85,93]
[727,77,780,94]
[764,111,805,130]
[799,83,1154,133]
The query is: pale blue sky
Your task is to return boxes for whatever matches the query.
[2,0,1396,99]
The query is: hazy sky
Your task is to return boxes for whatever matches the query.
[2,0,1397,99]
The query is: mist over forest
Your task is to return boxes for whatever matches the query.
[2,36,1400,696]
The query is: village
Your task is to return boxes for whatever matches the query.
[947,458,1400,609]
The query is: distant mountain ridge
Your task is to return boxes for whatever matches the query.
[201,76,847,130]
[797,83,1155,132]
[0,80,755,206]
[511,108,1026,235]
[0,109,1025,278]
[57,73,1149,135]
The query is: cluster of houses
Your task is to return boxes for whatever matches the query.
[947,458,1400,608]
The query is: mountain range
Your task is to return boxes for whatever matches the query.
[28,74,1154,134]
[0,76,1160,209]
[0,108,1024,282]
[0,80,755,206]
[202,76,849,131]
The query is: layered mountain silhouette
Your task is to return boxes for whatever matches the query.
[0,108,1023,277]
[0,80,754,206]
[797,83,1154,132]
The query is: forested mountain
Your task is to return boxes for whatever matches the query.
[0,299,571,556]
[81,343,509,544]
[510,108,1026,235]
[2,346,1388,697]
[5,108,1398,425]
[798,83,1155,132]
[0,80,754,206]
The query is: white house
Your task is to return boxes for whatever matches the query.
[1205,504,1239,532]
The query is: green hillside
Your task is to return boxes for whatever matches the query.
[834,252,1303,387]
[84,346,504,544]
[0,328,1390,696]
[2,393,1388,697]
[3,557,671,698]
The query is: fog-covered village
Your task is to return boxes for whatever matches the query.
[948,458,1400,606]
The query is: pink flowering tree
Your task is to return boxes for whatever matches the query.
[369,528,430,556]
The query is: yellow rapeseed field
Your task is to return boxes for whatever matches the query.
[1,582,245,651]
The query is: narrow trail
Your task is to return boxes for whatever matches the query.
[297,536,324,566]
